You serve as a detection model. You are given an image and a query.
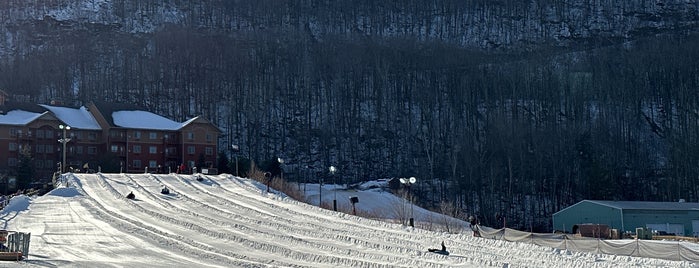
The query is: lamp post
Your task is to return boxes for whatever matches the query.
[231,144,240,177]
[277,157,284,181]
[304,165,311,194]
[329,165,337,211]
[400,176,417,227]
[126,134,130,173]
[57,125,71,174]
[318,168,323,208]
[264,172,272,193]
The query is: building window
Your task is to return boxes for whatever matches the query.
[45,129,54,138]
[88,132,97,141]
[205,147,213,156]
[133,131,141,139]
[133,160,141,168]
[36,144,44,153]
[149,132,157,139]
[149,160,157,168]
[9,143,17,151]
[9,128,18,137]
[87,147,97,155]
[36,129,45,139]
[149,146,157,154]
[187,132,194,140]
[133,145,141,154]
[76,146,84,155]
[8,158,17,167]
[111,145,119,153]
[188,146,195,155]
[206,133,212,142]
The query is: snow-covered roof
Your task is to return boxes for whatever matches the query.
[0,110,45,125]
[180,116,199,127]
[112,110,184,130]
[587,200,699,211]
[40,105,101,130]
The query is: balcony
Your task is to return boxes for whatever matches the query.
[109,136,127,142]
[163,136,179,145]
[16,132,33,140]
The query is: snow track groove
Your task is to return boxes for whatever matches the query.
[161,174,468,261]
[90,173,339,267]
[16,173,682,268]
[83,173,466,267]
[163,175,426,248]
[68,174,269,267]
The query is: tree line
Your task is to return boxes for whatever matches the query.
[0,1,698,231]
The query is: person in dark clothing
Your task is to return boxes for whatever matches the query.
[428,241,449,255]
[468,215,480,237]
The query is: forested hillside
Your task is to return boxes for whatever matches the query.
[1,0,698,231]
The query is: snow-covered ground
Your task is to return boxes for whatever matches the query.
[0,173,694,267]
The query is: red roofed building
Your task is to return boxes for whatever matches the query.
[0,98,221,193]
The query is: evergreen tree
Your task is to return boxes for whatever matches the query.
[217,150,231,174]
[17,146,34,190]
[196,153,207,172]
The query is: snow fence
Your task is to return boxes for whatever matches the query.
[477,226,699,262]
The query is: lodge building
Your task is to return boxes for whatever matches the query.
[0,91,221,192]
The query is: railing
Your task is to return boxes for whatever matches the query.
[109,136,127,142]
[477,226,699,262]
[0,231,31,260]
[16,133,33,140]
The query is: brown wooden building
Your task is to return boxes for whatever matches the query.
[0,97,221,193]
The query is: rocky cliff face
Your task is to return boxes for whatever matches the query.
[0,0,696,57]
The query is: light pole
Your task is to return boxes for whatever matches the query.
[329,165,337,211]
[264,172,272,193]
[400,176,417,227]
[277,157,285,181]
[231,144,239,177]
[57,125,71,174]
[126,134,130,173]
[318,169,323,208]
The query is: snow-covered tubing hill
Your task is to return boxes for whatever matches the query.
[0,173,694,267]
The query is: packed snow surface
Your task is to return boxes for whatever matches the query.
[0,173,694,267]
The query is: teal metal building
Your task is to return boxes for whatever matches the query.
[552,200,699,237]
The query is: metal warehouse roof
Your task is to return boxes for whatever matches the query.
[586,200,699,211]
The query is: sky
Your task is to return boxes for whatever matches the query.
[0,173,694,267]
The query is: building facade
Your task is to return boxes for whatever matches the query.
[553,200,699,237]
[0,97,221,193]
